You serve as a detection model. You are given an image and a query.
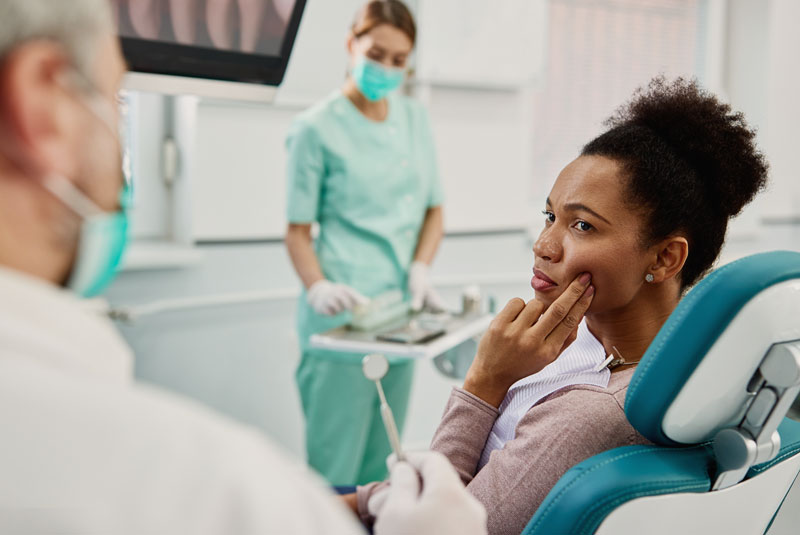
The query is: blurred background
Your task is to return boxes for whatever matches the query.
[105,0,800,457]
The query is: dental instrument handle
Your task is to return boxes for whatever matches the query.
[374,379,406,463]
[381,404,406,463]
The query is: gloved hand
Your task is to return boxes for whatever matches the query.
[372,451,488,535]
[306,280,369,316]
[408,261,446,312]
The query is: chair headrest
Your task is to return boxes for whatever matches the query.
[626,250,800,446]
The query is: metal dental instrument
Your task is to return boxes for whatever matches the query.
[362,353,406,463]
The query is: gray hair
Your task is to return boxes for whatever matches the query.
[0,0,113,81]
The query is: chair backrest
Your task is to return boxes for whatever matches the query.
[523,251,800,535]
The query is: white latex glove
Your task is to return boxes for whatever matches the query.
[306,280,369,316]
[408,261,446,312]
[372,451,488,535]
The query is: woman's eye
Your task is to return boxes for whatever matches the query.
[542,210,555,223]
[574,220,593,232]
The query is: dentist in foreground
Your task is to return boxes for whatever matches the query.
[0,1,485,533]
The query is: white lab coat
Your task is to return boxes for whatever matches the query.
[0,266,364,535]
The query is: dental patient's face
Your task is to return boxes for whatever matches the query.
[532,155,652,313]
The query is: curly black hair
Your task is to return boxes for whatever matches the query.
[582,76,768,290]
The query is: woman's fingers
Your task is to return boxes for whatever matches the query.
[494,298,527,324]
[515,298,547,327]
[534,273,592,335]
[465,280,593,407]
[545,285,594,348]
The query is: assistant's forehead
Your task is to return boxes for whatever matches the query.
[363,24,413,54]
[549,155,628,209]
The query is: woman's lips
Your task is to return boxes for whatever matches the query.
[531,269,557,291]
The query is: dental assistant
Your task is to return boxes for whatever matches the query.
[285,0,444,486]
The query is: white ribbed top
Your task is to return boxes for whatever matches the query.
[478,320,610,469]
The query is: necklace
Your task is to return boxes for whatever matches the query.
[610,360,642,369]
[594,345,642,371]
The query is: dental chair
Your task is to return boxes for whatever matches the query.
[522,250,800,535]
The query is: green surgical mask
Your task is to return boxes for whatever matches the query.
[42,73,130,298]
[44,175,130,297]
[351,55,405,102]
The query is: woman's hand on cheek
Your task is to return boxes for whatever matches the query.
[463,273,594,408]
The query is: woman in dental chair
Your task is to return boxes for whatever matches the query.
[346,76,770,534]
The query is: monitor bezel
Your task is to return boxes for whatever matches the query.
[118,0,307,87]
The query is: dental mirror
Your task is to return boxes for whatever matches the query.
[362,354,406,462]
[362,353,389,381]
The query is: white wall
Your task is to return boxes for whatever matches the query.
[191,102,296,241]
[720,0,769,240]
[762,0,800,218]
[719,0,800,257]
[420,86,536,232]
[109,0,800,460]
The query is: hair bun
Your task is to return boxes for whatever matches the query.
[584,76,769,289]
[607,76,768,218]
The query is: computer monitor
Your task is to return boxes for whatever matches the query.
[114,0,307,100]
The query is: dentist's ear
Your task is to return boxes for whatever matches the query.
[648,236,689,284]
[0,41,80,181]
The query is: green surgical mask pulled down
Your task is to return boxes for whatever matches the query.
[351,55,405,102]
[43,75,131,298]
[44,176,130,298]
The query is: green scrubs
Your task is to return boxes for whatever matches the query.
[287,90,443,485]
